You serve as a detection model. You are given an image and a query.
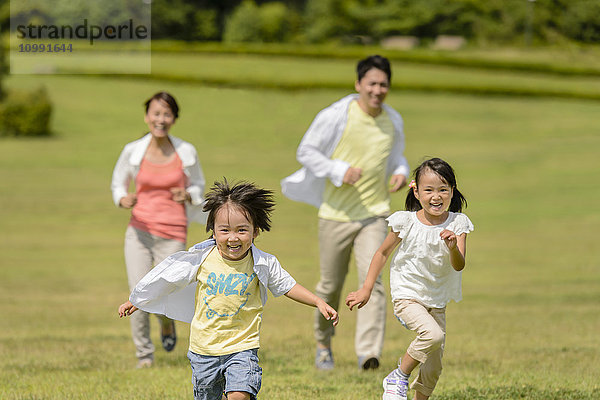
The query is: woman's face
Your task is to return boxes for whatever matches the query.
[144,99,176,138]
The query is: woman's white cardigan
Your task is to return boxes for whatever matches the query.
[111,133,207,224]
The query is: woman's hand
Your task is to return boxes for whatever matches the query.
[170,187,190,204]
[118,301,138,317]
[119,193,137,208]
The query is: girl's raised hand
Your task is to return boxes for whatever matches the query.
[118,301,138,318]
[345,287,371,311]
[440,229,457,250]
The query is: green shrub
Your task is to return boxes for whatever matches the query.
[304,0,353,43]
[560,2,600,43]
[259,2,292,42]
[223,0,261,43]
[194,9,219,41]
[223,1,299,43]
[0,87,53,137]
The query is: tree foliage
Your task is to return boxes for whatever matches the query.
[0,0,598,44]
[194,0,600,45]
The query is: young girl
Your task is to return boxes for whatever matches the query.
[119,179,338,400]
[345,158,473,400]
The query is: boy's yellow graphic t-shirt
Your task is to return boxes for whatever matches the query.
[189,248,262,356]
[319,100,395,222]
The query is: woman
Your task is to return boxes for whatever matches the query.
[111,91,206,368]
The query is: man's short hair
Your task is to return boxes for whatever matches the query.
[357,55,391,84]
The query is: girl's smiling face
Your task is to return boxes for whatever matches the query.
[413,169,453,224]
[213,203,258,261]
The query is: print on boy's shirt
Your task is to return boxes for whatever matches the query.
[203,272,258,318]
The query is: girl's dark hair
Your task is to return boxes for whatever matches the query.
[357,55,392,84]
[405,157,467,213]
[203,178,275,233]
[144,91,179,119]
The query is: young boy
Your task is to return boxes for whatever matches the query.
[119,179,338,400]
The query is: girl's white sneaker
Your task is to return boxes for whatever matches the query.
[382,369,408,400]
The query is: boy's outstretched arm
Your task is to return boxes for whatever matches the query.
[346,230,401,311]
[285,284,339,326]
[118,301,138,318]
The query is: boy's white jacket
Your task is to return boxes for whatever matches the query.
[111,133,207,224]
[129,239,297,323]
[281,94,409,208]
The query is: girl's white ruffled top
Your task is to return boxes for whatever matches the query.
[388,211,474,308]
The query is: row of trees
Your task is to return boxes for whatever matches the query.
[151,0,600,45]
[2,0,600,45]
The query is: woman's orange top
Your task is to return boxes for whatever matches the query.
[129,154,187,243]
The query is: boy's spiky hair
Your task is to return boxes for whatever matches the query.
[203,178,275,233]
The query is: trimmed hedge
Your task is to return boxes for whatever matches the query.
[146,41,600,78]
[0,87,53,137]
[62,72,600,102]
[26,40,600,77]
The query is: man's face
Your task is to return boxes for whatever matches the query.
[355,68,389,116]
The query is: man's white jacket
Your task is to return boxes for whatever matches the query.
[129,239,297,323]
[281,94,409,208]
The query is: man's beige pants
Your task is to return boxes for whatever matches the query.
[124,226,185,361]
[315,217,388,360]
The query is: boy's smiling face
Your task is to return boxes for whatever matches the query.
[213,202,258,261]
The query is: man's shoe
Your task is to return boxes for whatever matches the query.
[358,356,380,370]
[382,369,408,400]
[315,347,334,370]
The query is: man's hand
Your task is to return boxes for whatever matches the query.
[389,174,407,192]
[343,167,363,185]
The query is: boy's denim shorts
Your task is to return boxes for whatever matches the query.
[188,348,262,400]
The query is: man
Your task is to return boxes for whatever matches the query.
[281,55,409,370]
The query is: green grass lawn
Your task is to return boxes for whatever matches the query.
[1,68,599,399]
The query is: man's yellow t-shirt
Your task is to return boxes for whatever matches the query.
[318,100,395,222]
[189,248,262,356]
